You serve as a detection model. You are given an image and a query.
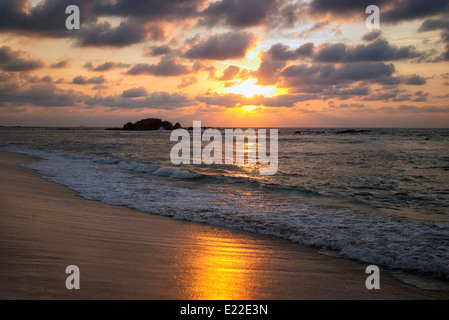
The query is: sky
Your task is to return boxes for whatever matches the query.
[0,0,448,128]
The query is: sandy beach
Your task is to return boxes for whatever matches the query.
[0,148,448,300]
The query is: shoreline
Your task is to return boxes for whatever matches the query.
[1,149,448,300]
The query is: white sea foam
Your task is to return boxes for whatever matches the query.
[4,145,449,280]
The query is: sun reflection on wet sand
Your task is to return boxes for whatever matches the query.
[177,229,268,300]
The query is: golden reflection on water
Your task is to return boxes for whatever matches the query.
[179,230,266,300]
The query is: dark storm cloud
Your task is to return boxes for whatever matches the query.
[0,46,44,72]
[184,32,256,61]
[199,0,278,28]
[126,58,191,76]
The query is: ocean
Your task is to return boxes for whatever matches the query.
[1,126,448,285]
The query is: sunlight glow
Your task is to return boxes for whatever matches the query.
[223,78,279,98]
[241,105,259,112]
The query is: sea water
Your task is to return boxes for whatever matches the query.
[1,127,448,284]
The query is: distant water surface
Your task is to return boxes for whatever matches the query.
[1,127,448,283]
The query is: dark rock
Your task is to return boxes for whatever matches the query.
[116,118,182,131]
[123,122,134,130]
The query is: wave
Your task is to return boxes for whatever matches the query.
[4,144,203,180]
[3,144,449,280]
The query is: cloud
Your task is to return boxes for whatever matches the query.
[251,52,286,85]
[0,0,201,42]
[51,60,70,69]
[126,58,191,76]
[298,21,330,38]
[268,42,314,61]
[76,20,157,47]
[404,74,427,85]
[85,61,130,72]
[184,31,256,60]
[0,45,44,72]
[419,17,449,61]
[362,31,382,42]
[199,0,278,28]
[86,91,193,110]
[266,38,420,63]
[281,62,396,94]
[333,62,395,80]
[309,0,449,23]
[196,92,320,108]
[0,82,84,107]
[93,0,206,20]
[2,58,44,72]
[178,76,198,89]
[0,0,96,36]
[218,65,241,81]
[382,0,449,23]
[145,45,172,57]
[121,87,149,98]
[313,38,420,62]
[309,0,384,16]
[72,75,106,85]
[380,105,449,113]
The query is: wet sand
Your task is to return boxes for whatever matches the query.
[1,149,448,300]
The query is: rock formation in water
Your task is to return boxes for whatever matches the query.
[107,118,182,131]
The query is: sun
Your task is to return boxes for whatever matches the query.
[223,78,281,98]
[241,105,259,112]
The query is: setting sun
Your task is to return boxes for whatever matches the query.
[223,78,280,98]
[241,105,259,112]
